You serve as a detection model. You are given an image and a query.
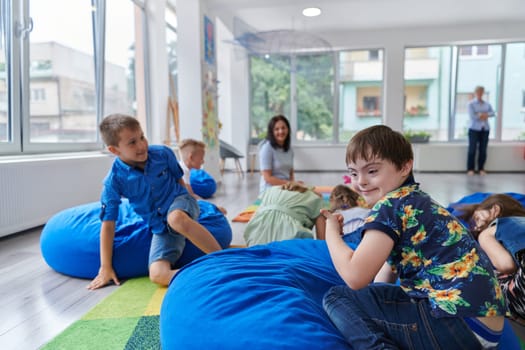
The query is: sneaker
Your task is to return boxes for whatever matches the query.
[479,170,487,176]
[467,170,475,176]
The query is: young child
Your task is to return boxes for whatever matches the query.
[178,138,227,214]
[458,194,525,325]
[243,181,326,246]
[328,184,370,236]
[321,125,506,349]
[178,138,206,199]
[88,114,222,290]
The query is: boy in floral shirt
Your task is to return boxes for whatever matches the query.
[322,125,505,349]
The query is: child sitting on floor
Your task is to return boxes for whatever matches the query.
[458,194,525,325]
[178,138,226,214]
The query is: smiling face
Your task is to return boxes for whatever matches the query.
[272,120,289,146]
[347,156,413,207]
[108,126,148,168]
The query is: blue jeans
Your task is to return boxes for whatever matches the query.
[467,128,490,172]
[323,284,482,349]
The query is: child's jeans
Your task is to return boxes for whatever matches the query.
[323,283,483,350]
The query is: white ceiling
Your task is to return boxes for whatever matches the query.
[205,0,525,34]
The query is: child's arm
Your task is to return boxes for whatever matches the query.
[323,209,393,289]
[180,177,200,199]
[478,225,517,274]
[87,220,121,290]
[314,215,326,240]
[374,262,398,283]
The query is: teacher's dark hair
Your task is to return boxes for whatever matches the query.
[266,115,291,152]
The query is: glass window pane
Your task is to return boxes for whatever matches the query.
[29,0,96,142]
[249,55,291,142]
[403,46,452,141]
[338,49,384,141]
[454,44,501,140]
[502,42,525,141]
[0,4,7,143]
[295,54,333,142]
[104,0,138,117]
[166,9,178,144]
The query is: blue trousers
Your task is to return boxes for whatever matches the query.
[323,284,482,349]
[467,129,490,172]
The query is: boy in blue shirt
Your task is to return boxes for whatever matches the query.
[88,114,222,290]
[322,125,506,349]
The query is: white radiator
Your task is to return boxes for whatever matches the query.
[0,153,114,238]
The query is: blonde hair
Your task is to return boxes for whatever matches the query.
[178,139,206,159]
[329,185,360,212]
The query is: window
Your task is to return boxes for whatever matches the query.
[28,0,97,144]
[403,46,452,141]
[165,4,178,144]
[1,0,148,154]
[249,55,291,140]
[339,49,384,141]
[454,44,502,139]
[295,53,334,141]
[104,0,143,118]
[501,42,525,140]
[460,45,490,57]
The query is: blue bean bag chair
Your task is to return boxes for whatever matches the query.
[40,199,232,279]
[190,169,217,199]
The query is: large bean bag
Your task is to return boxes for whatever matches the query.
[40,199,232,279]
[190,168,217,199]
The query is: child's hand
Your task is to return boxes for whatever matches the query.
[87,266,120,290]
[320,209,344,235]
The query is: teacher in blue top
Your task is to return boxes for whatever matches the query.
[467,85,495,176]
[259,115,298,194]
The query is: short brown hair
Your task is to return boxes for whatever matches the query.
[99,114,141,146]
[346,125,413,171]
[329,185,360,212]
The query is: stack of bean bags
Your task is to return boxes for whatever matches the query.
[40,199,231,279]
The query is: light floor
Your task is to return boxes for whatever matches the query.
[1,170,524,349]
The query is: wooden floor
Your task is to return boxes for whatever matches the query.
[1,170,524,349]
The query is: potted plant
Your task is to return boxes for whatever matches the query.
[403,130,431,143]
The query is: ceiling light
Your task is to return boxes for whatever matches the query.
[302,7,321,17]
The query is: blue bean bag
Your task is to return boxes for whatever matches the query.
[40,199,232,279]
[190,169,217,199]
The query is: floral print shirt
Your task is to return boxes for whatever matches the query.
[362,181,506,318]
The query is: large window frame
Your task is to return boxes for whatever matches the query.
[0,0,149,155]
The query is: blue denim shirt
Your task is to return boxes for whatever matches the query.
[468,98,495,131]
[493,216,525,264]
[100,145,187,234]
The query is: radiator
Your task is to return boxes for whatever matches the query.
[0,153,114,238]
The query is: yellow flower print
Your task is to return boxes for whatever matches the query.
[462,248,480,269]
[442,261,469,279]
[401,249,423,267]
[411,226,427,245]
[399,205,423,230]
[431,288,463,303]
[436,207,450,216]
[391,187,412,199]
[414,278,434,292]
[443,220,465,246]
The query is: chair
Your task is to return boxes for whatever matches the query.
[219,140,244,177]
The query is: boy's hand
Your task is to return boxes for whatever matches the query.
[87,266,120,290]
[320,209,344,235]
